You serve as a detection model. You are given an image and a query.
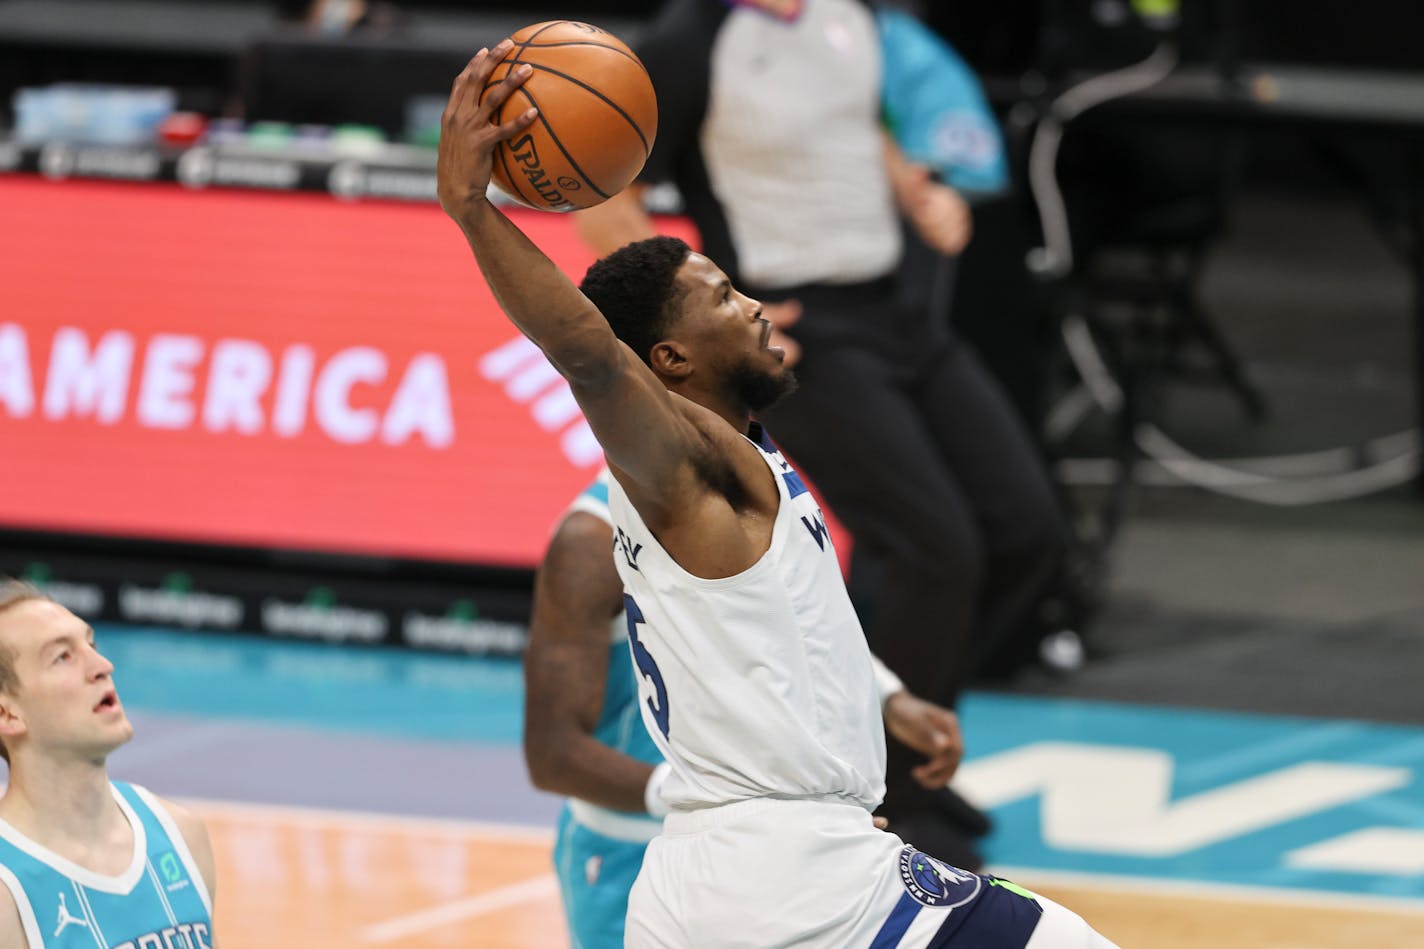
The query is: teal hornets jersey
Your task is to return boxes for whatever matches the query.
[0,782,213,949]
[594,631,664,772]
[563,471,664,842]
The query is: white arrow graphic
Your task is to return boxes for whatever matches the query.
[1286,827,1424,875]
[954,742,1411,857]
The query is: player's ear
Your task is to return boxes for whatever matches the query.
[0,694,27,744]
[649,340,693,381]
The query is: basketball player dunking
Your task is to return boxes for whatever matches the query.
[528,468,966,949]
[438,43,1118,947]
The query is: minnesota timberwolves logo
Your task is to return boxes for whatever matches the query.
[897,846,981,908]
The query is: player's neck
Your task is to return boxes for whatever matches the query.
[0,754,123,851]
[676,382,753,436]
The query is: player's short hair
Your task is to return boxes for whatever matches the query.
[0,579,47,695]
[579,236,694,367]
[0,579,50,763]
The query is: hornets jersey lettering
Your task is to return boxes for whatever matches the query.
[605,423,887,811]
[0,782,212,949]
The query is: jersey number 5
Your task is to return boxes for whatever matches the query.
[623,595,670,738]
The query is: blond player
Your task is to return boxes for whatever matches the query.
[0,581,217,949]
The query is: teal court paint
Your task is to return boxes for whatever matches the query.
[956,693,1424,899]
[99,626,1424,901]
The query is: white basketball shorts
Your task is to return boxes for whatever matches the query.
[625,796,1119,948]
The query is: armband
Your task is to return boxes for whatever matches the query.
[644,762,672,818]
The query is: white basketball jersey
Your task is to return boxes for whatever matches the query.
[605,423,886,811]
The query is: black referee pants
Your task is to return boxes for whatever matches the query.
[753,279,1068,814]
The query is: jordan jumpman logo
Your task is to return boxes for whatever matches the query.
[54,892,88,937]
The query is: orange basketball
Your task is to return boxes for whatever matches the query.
[482,21,658,212]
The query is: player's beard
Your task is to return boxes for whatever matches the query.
[727,359,798,412]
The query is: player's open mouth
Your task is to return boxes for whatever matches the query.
[93,691,119,713]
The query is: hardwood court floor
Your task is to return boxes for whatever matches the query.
[200,801,567,948]
[198,800,1424,949]
[1002,875,1424,949]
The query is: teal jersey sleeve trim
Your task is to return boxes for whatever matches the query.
[568,468,613,526]
[583,473,610,507]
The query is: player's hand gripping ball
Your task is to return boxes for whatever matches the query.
[482,21,658,212]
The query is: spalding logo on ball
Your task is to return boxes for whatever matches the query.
[482,21,658,212]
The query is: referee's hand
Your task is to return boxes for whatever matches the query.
[883,691,965,789]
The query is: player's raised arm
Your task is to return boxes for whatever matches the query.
[436,43,693,490]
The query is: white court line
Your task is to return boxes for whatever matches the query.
[359,874,559,943]
[172,801,1424,919]
[993,864,1424,916]
[175,796,555,844]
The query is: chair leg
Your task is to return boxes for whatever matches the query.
[1081,306,1141,549]
[1174,286,1268,421]
[1156,250,1268,421]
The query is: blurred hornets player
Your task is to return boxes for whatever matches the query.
[526,470,966,948]
[441,43,1117,947]
[524,471,667,948]
[0,581,218,949]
